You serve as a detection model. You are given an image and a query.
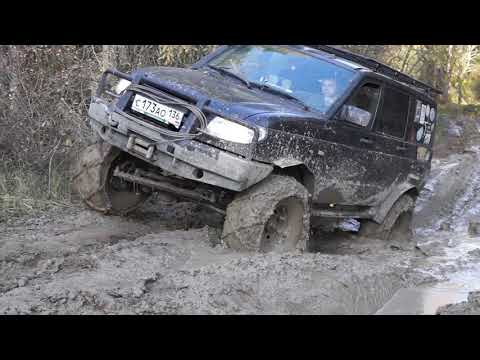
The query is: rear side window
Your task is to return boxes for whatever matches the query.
[375,86,410,139]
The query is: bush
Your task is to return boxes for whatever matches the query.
[0,45,216,217]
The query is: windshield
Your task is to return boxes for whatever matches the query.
[207,45,357,113]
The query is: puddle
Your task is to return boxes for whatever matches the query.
[376,271,480,314]
[376,232,480,315]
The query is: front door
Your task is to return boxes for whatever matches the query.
[314,80,385,205]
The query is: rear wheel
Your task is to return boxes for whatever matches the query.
[359,194,415,242]
[222,175,310,253]
[72,142,151,215]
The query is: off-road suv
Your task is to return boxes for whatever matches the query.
[73,45,441,252]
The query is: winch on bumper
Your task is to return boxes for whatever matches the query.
[88,98,273,192]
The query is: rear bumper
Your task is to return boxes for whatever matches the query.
[88,98,273,192]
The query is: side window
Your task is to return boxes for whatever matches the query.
[339,83,380,127]
[375,86,410,139]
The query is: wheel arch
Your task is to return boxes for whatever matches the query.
[222,174,311,252]
[272,162,315,195]
[372,184,419,224]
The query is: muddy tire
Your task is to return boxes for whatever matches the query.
[72,141,150,215]
[222,175,310,253]
[359,194,415,242]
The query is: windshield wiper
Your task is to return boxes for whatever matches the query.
[251,82,310,111]
[206,65,251,88]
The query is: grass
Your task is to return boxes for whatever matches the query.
[0,164,73,222]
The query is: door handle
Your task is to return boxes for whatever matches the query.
[360,137,374,145]
[396,146,408,151]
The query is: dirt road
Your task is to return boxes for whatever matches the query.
[2,149,480,314]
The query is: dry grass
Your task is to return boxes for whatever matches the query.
[0,45,216,220]
[0,163,73,222]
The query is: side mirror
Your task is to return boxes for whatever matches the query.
[341,105,371,127]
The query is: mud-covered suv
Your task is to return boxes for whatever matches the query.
[73,45,441,252]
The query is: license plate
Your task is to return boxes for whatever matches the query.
[131,94,185,129]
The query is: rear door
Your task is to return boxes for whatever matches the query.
[405,97,437,180]
[369,83,417,197]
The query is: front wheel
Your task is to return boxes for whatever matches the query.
[72,142,151,215]
[222,175,310,253]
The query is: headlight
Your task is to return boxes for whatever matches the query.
[114,79,131,95]
[205,117,267,144]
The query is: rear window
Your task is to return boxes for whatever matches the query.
[374,86,410,139]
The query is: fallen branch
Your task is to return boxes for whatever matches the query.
[48,139,62,197]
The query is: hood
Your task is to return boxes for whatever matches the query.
[135,66,311,120]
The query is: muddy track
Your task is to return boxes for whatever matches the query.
[0,198,417,314]
[1,150,480,314]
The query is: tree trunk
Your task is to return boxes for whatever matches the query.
[400,45,413,73]
[101,45,115,72]
[7,46,19,111]
[441,45,455,104]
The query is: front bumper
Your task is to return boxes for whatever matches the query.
[88,98,273,192]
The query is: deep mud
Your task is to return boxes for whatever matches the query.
[0,202,417,314]
[2,140,480,314]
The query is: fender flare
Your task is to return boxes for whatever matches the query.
[272,158,315,195]
[372,182,419,224]
[272,158,305,168]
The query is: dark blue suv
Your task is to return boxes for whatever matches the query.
[73,45,441,252]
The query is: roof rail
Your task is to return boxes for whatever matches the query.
[311,45,443,96]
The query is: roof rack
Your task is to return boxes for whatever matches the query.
[310,45,443,96]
